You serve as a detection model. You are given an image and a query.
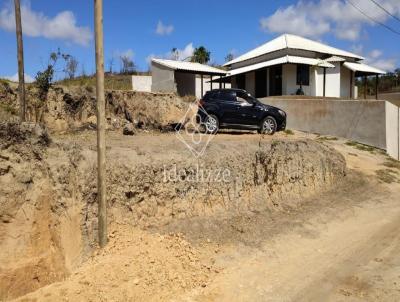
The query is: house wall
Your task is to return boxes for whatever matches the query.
[282,64,313,96]
[325,63,341,97]
[231,76,237,89]
[340,66,351,98]
[315,67,324,97]
[175,72,196,96]
[245,72,255,95]
[132,75,152,92]
[260,98,387,149]
[151,63,176,93]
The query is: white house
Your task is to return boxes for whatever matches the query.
[222,34,385,99]
[150,59,229,98]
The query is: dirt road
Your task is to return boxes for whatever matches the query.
[172,135,400,302]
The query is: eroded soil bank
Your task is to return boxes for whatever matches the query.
[0,124,346,300]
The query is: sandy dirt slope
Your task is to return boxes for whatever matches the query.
[4,130,400,302]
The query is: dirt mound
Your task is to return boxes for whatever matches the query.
[12,224,215,302]
[0,84,188,133]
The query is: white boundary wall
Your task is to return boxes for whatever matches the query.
[261,98,400,159]
[386,102,400,160]
[132,75,152,92]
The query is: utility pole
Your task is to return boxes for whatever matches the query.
[94,0,107,247]
[14,0,25,122]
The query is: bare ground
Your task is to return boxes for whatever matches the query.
[2,129,400,301]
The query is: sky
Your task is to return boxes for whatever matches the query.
[1,0,400,82]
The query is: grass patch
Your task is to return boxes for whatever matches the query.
[317,136,338,141]
[348,152,358,157]
[383,158,400,169]
[345,141,378,153]
[283,129,294,135]
[375,169,399,184]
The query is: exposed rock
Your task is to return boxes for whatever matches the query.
[123,123,135,135]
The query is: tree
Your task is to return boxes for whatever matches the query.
[62,54,79,79]
[120,55,135,74]
[33,51,58,122]
[225,53,234,63]
[171,47,179,60]
[14,0,26,122]
[81,63,87,77]
[191,46,210,64]
[94,0,107,248]
[108,57,114,73]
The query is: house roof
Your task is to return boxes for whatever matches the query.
[325,56,346,62]
[224,34,364,66]
[343,62,386,74]
[225,55,334,78]
[151,58,227,75]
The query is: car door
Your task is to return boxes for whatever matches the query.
[217,91,243,125]
[236,91,260,126]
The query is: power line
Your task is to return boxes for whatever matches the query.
[368,0,400,24]
[346,0,400,36]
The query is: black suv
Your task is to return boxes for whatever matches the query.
[197,89,286,135]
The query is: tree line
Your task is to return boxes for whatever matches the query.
[356,68,400,95]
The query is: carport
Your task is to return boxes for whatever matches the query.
[343,62,386,100]
[151,58,227,97]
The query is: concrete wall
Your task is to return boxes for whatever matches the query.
[386,102,400,160]
[132,75,152,92]
[151,63,176,93]
[260,98,387,149]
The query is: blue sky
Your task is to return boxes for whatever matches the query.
[1,0,400,81]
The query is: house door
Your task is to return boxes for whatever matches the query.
[269,65,282,96]
[255,69,267,98]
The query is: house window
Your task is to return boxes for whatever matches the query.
[296,64,309,86]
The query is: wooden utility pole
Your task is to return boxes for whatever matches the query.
[94,0,107,247]
[14,0,25,122]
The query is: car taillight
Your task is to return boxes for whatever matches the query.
[198,99,205,107]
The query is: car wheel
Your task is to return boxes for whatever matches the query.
[204,114,219,134]
[260,116,277,135]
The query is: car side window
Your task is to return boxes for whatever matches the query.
[218,91,236,102]
[236,91,252,104]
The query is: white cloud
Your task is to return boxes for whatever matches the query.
[155,20,174,36]
[0,2,92,46]
[260,0,400,41]
[2,73,35,83]
[146,43,195,65]
[351,46,396,71]
[369,49,383,59]
[365,50,396,71]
